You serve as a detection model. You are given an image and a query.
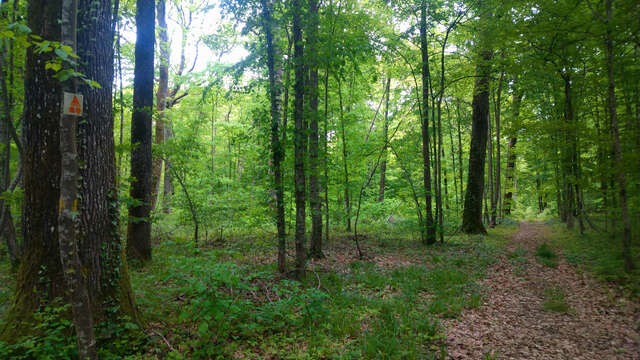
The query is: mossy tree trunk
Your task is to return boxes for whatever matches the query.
[1,0,138,341]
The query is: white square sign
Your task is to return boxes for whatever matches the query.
[63,92,83,116]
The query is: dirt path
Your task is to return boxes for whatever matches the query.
[444,222,640,359]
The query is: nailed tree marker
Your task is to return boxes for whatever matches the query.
[63,92,83,116]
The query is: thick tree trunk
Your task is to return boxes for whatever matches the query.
[420,0,435,244]
[461,32,492,235]
[292,0,306,279]
[307,0,323,259]
[127,0,155,262]
[378,77,391,202]
[2,0,138,341]
[151,0,168,211]
[76,0,138,322]
[59,1,97,357]
[605,0,634,272]
[1,0,65,338]
[261,0,286,273]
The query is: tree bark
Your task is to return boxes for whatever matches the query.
[59,1,97,357]
[461,4,492,235]
[261,0,286,273]
[2,0,138,340]
[338,78,351,232]
[561,73,575,230]
[492,69,503,225]
[487,88,495,228]
[605,0,634,272]
[76,0,138,322]
[0,8,19,265]
[127,0,155,262]
[503,90,522,216]
[307,0,323,259]
[292,0,306,279]
[1,0,65,338]
[420,0,435,244]
[378,76,391,202]
[151,0,168,211]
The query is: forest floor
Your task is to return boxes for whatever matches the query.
[444,222,640,359]
[1,221,639,359]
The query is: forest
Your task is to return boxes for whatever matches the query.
[0,0,639,358]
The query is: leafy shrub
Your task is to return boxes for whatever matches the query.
[0,301,144,360]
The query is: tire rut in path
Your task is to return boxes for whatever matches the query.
[444,222,640,359]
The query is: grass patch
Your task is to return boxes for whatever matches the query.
[542,287,570,313]
[546,224,640,298]
[535,243,558,268]
[508,246,529,276]
[0,223,519,359]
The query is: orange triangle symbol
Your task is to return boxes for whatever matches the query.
[69,96,81,114]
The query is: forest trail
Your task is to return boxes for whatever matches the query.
[444,222,640,359]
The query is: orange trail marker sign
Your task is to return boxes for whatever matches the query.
[63,92,83,116]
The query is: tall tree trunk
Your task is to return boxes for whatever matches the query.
[447,107,459,215]
[323,68,330,245]
[378,76,391,202]
[76,0,138,322]
[461,1,492,235]
[1,0,65,338]
[292,0,306,279]
[261,0,286,273]
[492,69,503,225]
[59,1,97,357]
[151,0,168,211]
[2,0,138,340]
[307,0,323,259]
[561,73,575,230]
[0,3,19,265]
[338,78,351,232]
[503,90,522,216]
[127,0,155,262]
[163,122,174,211]
[605,0,634,272]
[420,0,435,244]
[487,90,495,228]
[456,100,464,204]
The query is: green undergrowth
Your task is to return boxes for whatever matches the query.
[545,221,640,297]
[0,298,143,359]
[0,223,517,359]
[0,258,12,319]
[127,223,516,359]
[535,243,559,268]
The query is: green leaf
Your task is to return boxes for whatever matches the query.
[54,48,69,61]
[197,322,209,337]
